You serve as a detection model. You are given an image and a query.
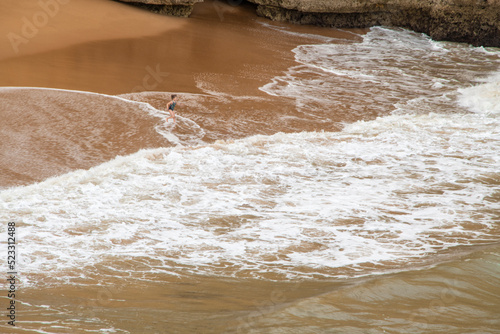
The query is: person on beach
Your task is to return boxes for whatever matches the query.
[166,94,179,123]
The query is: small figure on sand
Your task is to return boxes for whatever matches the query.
[166,94,179,123]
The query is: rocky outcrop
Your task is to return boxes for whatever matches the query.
[117,0,203,17]
[114,0,500,46]
[247,0,500,47]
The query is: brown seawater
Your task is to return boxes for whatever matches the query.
[1,0,499,333]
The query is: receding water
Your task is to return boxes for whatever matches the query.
[0,1,499,333]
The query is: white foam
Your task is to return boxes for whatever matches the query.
[260,27,500,117]
[458,72,500,115]
[258,21,346,43]
[0,87,201,147]
[1,110,498,284]
[2,28,500,286]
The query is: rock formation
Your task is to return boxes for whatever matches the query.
[114,0,500,47]
[246,0,500,47]
[117,0,203,17]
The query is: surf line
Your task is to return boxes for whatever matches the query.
[6,222,16,327]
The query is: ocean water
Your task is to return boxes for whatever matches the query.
[1,25,499,333]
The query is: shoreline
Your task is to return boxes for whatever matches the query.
[0,0,362,96]
[0,0,366,188]
[0,0,185,62]
[247,0,500,47]
[117,0,500,47]
[0,4,499,333]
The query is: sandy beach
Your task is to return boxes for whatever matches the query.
[1,1,499,333]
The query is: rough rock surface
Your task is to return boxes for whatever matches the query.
[117,0,203,17]
[247,0,500,47]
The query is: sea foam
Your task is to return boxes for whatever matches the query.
[1,108,499,285]
[2,27,499,286]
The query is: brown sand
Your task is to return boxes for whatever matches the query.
[3,2,498,334]
[0,0,361,94]
[0,0,184,61]
[0,0,365,188]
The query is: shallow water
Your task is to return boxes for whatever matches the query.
[0,1,499,333]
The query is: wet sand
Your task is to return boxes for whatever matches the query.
[1,1,499,334]
[8,242,500,333]
[0,0,363,95]
[0,0,366,188]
